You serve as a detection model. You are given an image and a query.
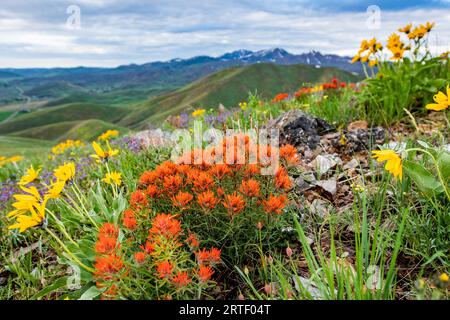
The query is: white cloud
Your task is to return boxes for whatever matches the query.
[0,1,449,67]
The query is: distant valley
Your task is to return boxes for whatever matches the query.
[0,48,360,105]
[0,49,362,151]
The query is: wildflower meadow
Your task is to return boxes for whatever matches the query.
[0,15,448,308]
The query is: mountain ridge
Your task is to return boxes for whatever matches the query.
[0,48,360,104]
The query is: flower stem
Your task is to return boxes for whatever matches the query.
[45,227,94,273]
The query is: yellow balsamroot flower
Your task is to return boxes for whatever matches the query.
[390,47,406,61]
[368,37,382,54]
[91,141,119,162]
[351,54,361,64]
[19,166,41,185]
[440,273,449,282]
[387,33,403,51]
[102,171,122,185]
[368,59,378,68]
[51,140,85,155]
[1,155,24,167]
[45,180,66,199]
[192,109,206,117]
[239,102,248,111]
[358,39,369,53]
[372,150,403,181]
[54,162,76,182]
[360,55,370,63]
[409,25,427,40]
[425,86,449,111]
[8,155,24,163]
[8,186,41,218]
[8,200,47,233]
[98,129,119,141]
[398,23,412,34]
[424,21,435,33]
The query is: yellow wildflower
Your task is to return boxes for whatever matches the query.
[8,200,47,233]
[91,141,119,162]
[372,149,403,181]
[439,273,449,282]
[0,155,24,167]
[51,140,84,155]
[8,155,23,162]
[102,172,122,185]
[409,25,427,40]
[351,54,361,64]
[390,47,406,61]
[45,180,66,199]
[98,129,119,141]
[368,59,378,68]
[425,86,449,111]
[8,186,41,218]
[54,162,76,182]
[19,166,41,185]
[239,102,248,111]
[192,109,206,117]
[424,21,435,33]
[360,55,370,63]
[398,23,412,34]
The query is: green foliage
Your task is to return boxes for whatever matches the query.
[119,63,359,128]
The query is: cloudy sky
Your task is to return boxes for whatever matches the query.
[1,0,450,68]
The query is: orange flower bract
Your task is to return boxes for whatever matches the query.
[263,194,288,215]
[149,214,182,239]
[223,192,246,216]
[197,265,214,282]
[157,261,173,279]
[197,190,218,210]
[172,191,194,207]
[239,179,260,198]
[172,271,191,288]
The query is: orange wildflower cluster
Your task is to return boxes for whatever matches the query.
[94,223,124,299]
[130,136,297,227]
[93,211,221,298]
[272,93,289,103]
[294,78,356,98]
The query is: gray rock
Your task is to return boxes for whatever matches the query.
[295,176,313,192]
[268,110,335,149]
[313,154,342,176]
[344,127,386,152]
[133,129,175,149]
[314,179,337,196]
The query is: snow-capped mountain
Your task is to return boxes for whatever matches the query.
[139,48,359,73]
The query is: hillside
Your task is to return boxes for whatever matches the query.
[9,119,129,141]
[0,103,127,136]
[0,63,359,142]
[0,136,53,156]
[0,49,361,104]
[119,63,360,128]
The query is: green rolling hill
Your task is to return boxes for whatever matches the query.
[0,103,127,136]
[0,136,53,156]
[0,63,360,151]
[9,119,129,141]
[119,63,360,128]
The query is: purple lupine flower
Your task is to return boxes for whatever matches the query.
[204,114,216,127]
[217,111,231,125]
[179,113,190,128]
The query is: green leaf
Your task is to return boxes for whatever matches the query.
[78,285,103,300]
[437,151,450,185]
[31,277,69,300]
[403,160,444,197]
